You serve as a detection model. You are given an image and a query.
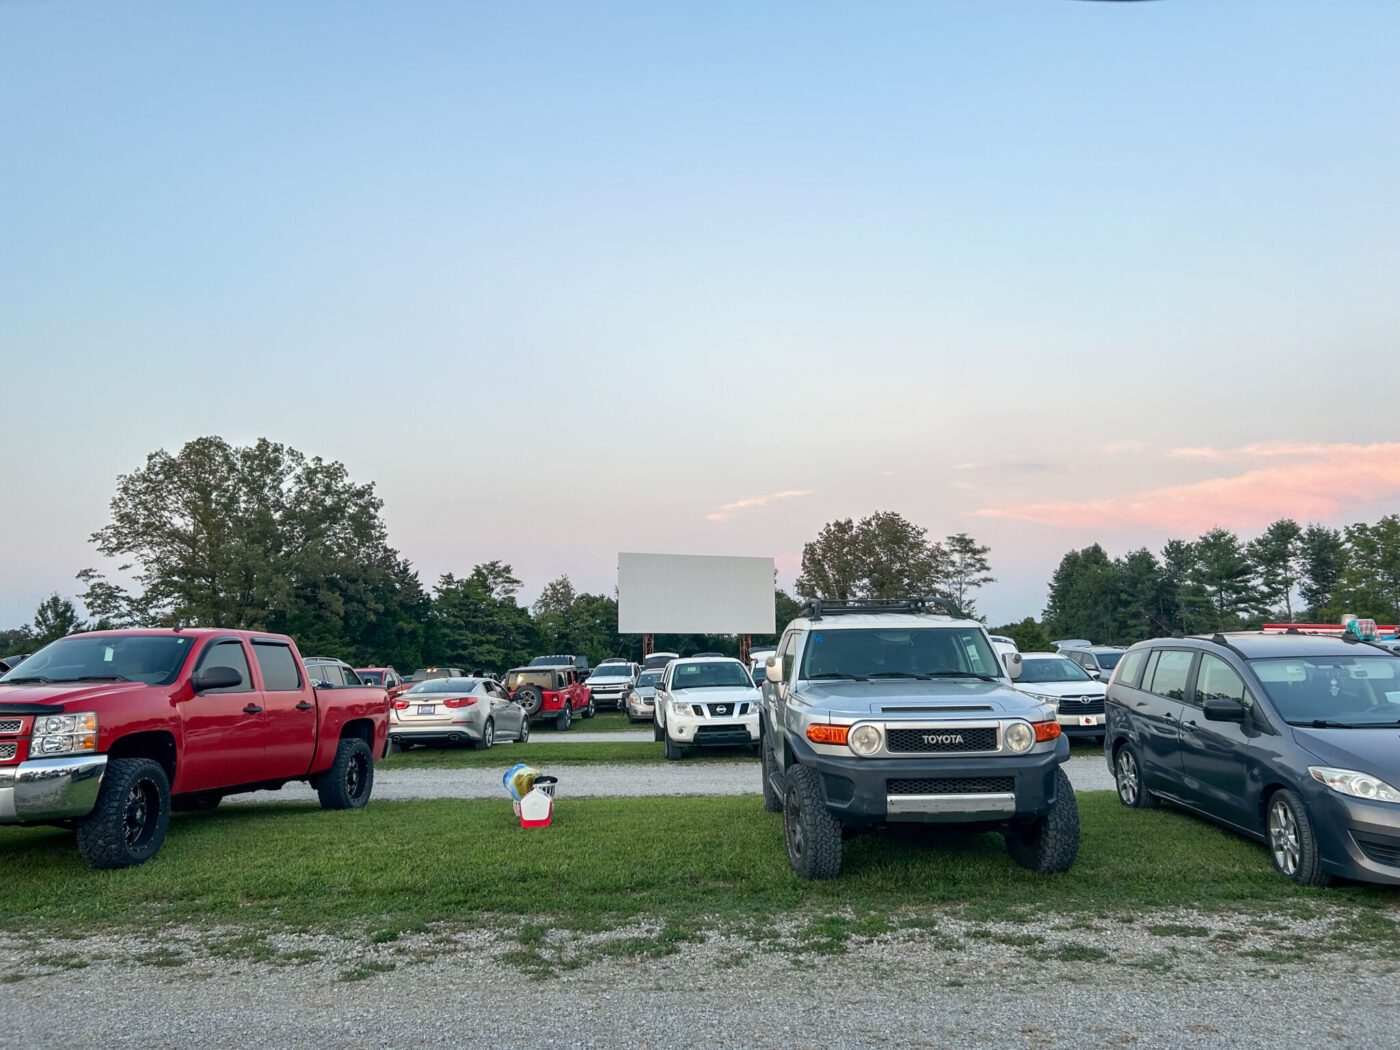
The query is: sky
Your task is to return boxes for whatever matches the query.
[2,1,1399,629]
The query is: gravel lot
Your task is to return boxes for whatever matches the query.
[227,754,1115,805]
[3,910,1395,1049]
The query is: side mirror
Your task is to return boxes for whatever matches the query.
[1087,669,1103,681]
[1203,697,1246,723]
[192,666,243,692]
[765,657,782,684]
[1002,652,1022,681]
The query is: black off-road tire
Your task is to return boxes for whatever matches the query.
[476,719,495,751]
[664,732,684,761]
[515,686,543,717]
[1267,788,1330,887]
[1004,768,1080,874]
[1113,740,1159,809]
[783,764,843,879]
[555,705,572,731]
[75,757,171,869]
[172,792,222,813]
[761,737,783,813]
[317,737,374,810]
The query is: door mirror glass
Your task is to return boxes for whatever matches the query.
[1203,697,1246,723]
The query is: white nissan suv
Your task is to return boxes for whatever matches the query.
[653,656,762,760]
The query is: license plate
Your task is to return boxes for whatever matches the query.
[1081,715,1100,726]
[418,705,436,715]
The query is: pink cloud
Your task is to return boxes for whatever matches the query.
[706,489,812,523]
[972,442,1400,532]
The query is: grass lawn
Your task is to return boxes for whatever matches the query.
[2,794,1395,944]
[529,709,641,735]
[384,740,750,769]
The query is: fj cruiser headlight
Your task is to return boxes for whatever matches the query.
[30,712,99,757]
[1308,767,1400,805]
[848,724,883,757]
[1004,721,1034,753]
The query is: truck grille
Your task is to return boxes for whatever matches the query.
[1057,696,1105,715]
[0,742,16,761]
[0,719,22,735]
[887,776,1014,795]
[886,726,998,753]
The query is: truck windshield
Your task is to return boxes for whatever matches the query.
[1253,656,1400,726]
[591,666,631,679]
[0,634,196,686]
[800,628,1002,681]
[1017,657,1092,684]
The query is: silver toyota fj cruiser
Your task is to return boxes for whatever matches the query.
[759,598,1080,879]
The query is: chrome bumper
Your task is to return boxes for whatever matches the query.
[885,791,1017,821]
[0,755,108,823]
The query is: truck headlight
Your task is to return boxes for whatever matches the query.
[31,712,99,756]
[1004,722,1034,753]
[670,699,692,718]
[1308,767,1400,804]
[848,724,883,756]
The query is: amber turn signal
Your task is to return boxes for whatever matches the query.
[806,724,850,746]
[1033,720,1062,743]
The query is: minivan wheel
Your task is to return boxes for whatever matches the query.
[1267,789,1330,886]
[1114,743,1158,809]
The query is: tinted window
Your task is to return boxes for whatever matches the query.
[1147,650,1193,701]
[799,627,1000,680]
[1114,648,1147,688]
[780,633,798,682]
[408,678,483,695]
[1253,656,1400,725]
[198,640,253,693]
[1094,652,1124,670]
[254,643,302,691]
[1196,654,1246,705]
[0,634,195,686]
[358,670,384,685]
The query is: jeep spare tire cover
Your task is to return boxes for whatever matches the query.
[515,685,543,716]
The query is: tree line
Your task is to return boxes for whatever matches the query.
[1037,518,1400,646]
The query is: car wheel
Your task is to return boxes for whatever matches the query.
[477,719,494,751]
[783,765,842,879]
[1004,768,1080,874]
[1113,742,1158,809]
[75,757,171,869]
[316,737,375,810]
[1267,789,1330,886]
[584,697,596,719]
[761,738,782,814]
[556,706,572,731]
[653,718,663,742]
[517,718,530,744]
[664,732,684,761]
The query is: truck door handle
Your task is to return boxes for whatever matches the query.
[243,704,264,714]
[296,701,314,711]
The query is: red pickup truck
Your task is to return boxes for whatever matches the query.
[0,628,389,868]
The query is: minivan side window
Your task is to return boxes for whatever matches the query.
[1196,654,1248,706]
[1147,650,1194,701]
[1114,648,1147,689]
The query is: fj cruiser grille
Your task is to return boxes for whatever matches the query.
[0,719,22,735]
[887,776,1014,795]
[0,742,16,761]
[886,727,998,753]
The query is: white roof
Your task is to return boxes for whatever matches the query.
[787,612,981,631]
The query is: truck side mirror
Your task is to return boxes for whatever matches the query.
[765,657,782,683]
[192,666,243,692]
[1002,652,1022,680]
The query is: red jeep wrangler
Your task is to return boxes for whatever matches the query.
[0,628,389,868]
[504,665,593,730]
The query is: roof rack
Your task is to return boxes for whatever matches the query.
[799,596,966,622]
[1205,632,1251,660]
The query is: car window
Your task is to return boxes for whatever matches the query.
[1018,657,1092,684]
[1196,654,1248,706]
[779,632,798,682]
[670,661,754,689]
[253,642,302,691]
[1114,648,1147,689]
[1095,651,1124,670]
[197,640,253,693]
[1147,650,1193,701]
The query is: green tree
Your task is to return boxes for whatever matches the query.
[431,568,538,674]
[990,617,1053,653]
[1337,516,1400,623]
[31,595,88,647]
[532,575,578,618]
[1247,519,1303,622]
[944,533,994,617]
[1190,528,1258,629]
[1299,523,1348,618]
[1113,548,1173,642]
[1161,538,1210,633]
[796,512,950,601]
[1042,545,1121,644]
[0,626,37,654]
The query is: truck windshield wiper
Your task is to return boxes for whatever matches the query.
[922,671,1000,683]
[806,672,868,682]
[72,675,133,683]
[1,675,51,684]
[867,672,933,680]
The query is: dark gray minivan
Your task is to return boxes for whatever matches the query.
[1105,632,1400,886]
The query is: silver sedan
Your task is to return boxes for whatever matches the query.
[625,670,663,723]
[390,678,528,751]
